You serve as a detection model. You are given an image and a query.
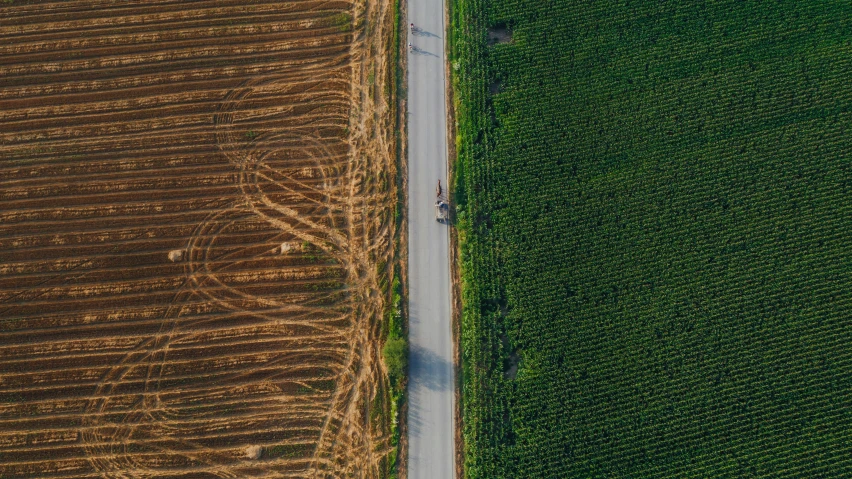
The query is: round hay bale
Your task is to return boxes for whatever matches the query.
[245,445,262,460]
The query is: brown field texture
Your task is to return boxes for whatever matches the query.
[0,0,398,478]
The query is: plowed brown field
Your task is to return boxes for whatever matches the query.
[0,0,399,478]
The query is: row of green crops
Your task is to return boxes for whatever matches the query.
[450,1,852,477]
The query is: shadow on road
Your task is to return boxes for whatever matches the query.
[407,345,453,436]
[411,47,439,58]
[413,28,441,39]
[407,401,428,438]
[409,344,453,392]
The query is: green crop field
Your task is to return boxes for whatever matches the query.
[450,1,852,477]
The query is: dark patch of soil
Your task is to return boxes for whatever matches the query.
[487,25,512,45]
[504,350,521,380]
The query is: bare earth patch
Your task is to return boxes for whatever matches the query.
[0,0,397,477]
[487,25,513,45]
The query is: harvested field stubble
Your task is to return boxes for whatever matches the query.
[0,0,398,477]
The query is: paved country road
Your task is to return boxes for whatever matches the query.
[405,0,455,477]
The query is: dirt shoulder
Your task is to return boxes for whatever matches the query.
[396,0,411,474]
[443,2,465,478]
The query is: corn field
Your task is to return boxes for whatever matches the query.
[451,1,852,477]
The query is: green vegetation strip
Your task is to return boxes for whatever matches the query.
[384,1,405,478]
[450,1,852,477]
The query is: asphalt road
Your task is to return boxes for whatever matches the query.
[405,0,455,477]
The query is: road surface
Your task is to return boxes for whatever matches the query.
[405,0,455,478]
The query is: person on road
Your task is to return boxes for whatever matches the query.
[410,23,415,33]
[408,42,413,52]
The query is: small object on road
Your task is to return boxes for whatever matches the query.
[435,200,448,222]
[436,179,442,197]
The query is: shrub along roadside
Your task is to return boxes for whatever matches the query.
[383,273,407,478]
[383,1,406,477]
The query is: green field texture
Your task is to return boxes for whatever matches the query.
[450,1,852,477]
